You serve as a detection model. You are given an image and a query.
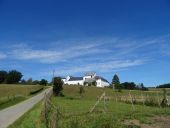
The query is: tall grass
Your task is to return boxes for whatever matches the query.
[0,84,44,110]
[0,84,44,98]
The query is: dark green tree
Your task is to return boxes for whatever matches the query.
[0,70,8,84]
[27,78,33,85]
[112,74,120,89]
[121,82,136,90]
[6,70,23,84]
[53,77,63,96]
[39,79,48,86]
[20,79,27,84]
[32,80,40,85]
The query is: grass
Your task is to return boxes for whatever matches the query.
[0,96,26,110]
[48,85,170,128]
[0,84,44,98]
[0,84,45,110]
[8,101,46,128]
[8,85,170,128]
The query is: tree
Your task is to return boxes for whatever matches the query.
[121,82,136,90]
[27,78,33,85]
[53,77,63,96]
[138,83,148,91]
[32,80,40,85]
[112,74,120,89]
[6,70,23,84]
[0,70,8,84]
[20,79,27,84]
[157,83,170,88]
[40,79,48,86]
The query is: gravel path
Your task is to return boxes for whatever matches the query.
[0,87,52,128]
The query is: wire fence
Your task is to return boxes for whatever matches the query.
[41,89,170,128]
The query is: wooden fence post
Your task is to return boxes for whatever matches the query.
[129,91,135,111]
[103,91,106,113]
[44,93,49,128]
[141,92,145,107]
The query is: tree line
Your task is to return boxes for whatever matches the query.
[20,78,48,86]
[0,70,48,85]
[156,83,170,88]
[0,70,22,84]
[112,74,148,91]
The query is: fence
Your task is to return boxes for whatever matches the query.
[41,89,169,128]
[42,90,108,128]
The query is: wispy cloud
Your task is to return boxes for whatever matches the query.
[9,43,110,63]
[0,53,6,59]
[55,59,144,75]
[1,34,170,77]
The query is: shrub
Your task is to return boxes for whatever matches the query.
[145,96,158,106]
[39,79,48,86]
[161,89,169,107]
[79,86,85,97]
[53,77,63,96]
[29,88,44,95]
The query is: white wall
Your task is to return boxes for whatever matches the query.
[96,79,102,87]
[96,79,110,87]
[101,80,110,87]
[83,76,92,81]
[65,80,84,85]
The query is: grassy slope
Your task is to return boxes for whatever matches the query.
[8,85,170,128]
[50,85,170,128]
[0,84,44,98]
[0,84,45,110]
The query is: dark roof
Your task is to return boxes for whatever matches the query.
[68,76,83,81]
[95,76,109,83]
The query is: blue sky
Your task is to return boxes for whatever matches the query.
[0,0,170,86]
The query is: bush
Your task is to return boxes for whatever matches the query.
[79,86,85,97]
[145,96,158,106]
[53,77,63,96]
[29,88,44,95]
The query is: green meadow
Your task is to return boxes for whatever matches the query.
[9,85,170,128]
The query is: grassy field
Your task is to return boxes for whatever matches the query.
[0,84,45,110]
[8,85,170,128]
[48,86,170,128]
[8,101,46,128]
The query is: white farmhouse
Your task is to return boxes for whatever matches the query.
[61,72,110,87]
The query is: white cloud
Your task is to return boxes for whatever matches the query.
[4,34,170,65]
[55,59,144,75]
[10,43,110,63]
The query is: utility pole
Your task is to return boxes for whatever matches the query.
[52,70,55,85]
